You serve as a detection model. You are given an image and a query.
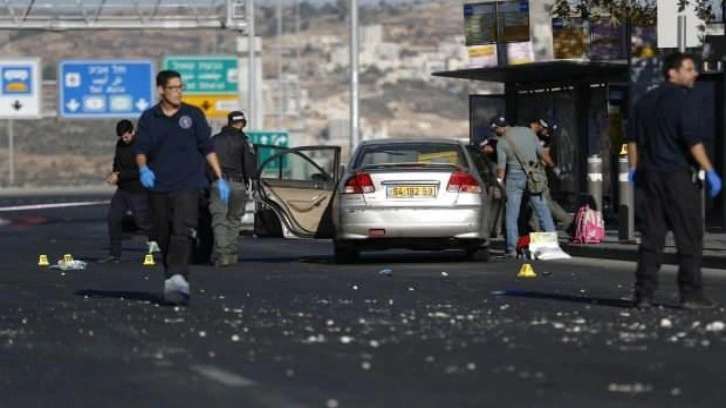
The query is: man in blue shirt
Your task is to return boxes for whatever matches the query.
[135,70,230,306]
[627,52,722,310]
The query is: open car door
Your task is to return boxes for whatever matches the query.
[254,145,341,239]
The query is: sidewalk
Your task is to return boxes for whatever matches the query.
[558,230,726,269]
[491,230,726,269]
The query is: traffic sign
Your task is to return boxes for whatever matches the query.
[0,58,41,119]
[249,131,289,172]
[58,60,155,119]
[163,56,237,95]
[182,94,240,118]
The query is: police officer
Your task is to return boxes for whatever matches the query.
[528,116,573,229]
[210,111,256,267]
[492,115,557,257]
[134,70,230,306]
[99,120,158,264]
[627,52,723,310]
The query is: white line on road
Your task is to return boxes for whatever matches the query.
[190,365,256,387]
[0,200,110,212]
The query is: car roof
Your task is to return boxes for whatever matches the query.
[357,138,466,146]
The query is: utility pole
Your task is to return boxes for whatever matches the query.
[248,0,256,130]
[350,0,360,151]
[277,0,284,127]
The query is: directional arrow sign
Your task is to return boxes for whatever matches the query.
[58,60,155,119]
[135,98,149,111]
[180,94,240,118]
[0,58,41,119]
[66,99,80,112]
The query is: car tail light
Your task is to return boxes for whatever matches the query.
[343,172,375,194]
[446,172,481,193]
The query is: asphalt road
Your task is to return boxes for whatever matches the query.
[1,200,726,407]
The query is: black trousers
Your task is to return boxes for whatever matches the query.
[192,189,214,265]
[150,189,199,279]
[635,169,704,299]
[107,189,153,258]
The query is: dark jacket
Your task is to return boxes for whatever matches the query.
[112,139,145,194]
[626,82,702,173]
[134,103,214,193]
[212,125,256,184]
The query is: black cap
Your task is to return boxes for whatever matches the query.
[489,114,509,129]
[227,111,246,125]
[538,116,559,133]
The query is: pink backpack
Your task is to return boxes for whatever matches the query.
[571,205,605,244]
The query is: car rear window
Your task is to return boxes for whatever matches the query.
[354,143,466,168]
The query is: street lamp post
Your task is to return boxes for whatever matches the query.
[350,0,360,151]
[248,0,256,130]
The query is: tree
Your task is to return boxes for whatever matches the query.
[552,0,722,26]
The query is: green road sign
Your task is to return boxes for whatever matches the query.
[249,131,289,172]
[163,56,237,95]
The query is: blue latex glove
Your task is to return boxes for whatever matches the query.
[139,166,155,189]
[627,168,636,185]
[706,170,722,198]
[217,179,230,204]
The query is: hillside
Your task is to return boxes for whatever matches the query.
[0,0,480,187]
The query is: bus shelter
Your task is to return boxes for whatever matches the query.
[435,59,632,214]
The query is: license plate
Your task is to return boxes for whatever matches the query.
[388,185,437,198]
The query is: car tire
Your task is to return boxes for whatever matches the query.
[334,243,359,264]
[466,246,490,262]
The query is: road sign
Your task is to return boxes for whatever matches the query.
[182,94,240,118]
[0,58,41,119]
[163,56,237,95]
[58,60,155,119]
[249,131,289,172]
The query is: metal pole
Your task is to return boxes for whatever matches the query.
[295,0,301,120]
[679,14,708,230]
[277,0,283,127]
[587,154,603,211]
[618,154,635,243]
[677,15,687,52]
[8,120,14,186]
[350,0,360,151]
[248,0,256,130]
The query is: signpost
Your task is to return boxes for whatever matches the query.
[163,56,239,118]
[0,57,42,119]
[58,60,155,118]
[0,57,41,186]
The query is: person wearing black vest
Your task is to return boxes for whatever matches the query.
[99,120,158,264]
[209,111,256,267]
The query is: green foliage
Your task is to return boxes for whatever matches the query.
[552,0,722,26]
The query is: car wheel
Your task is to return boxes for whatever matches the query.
[334,242,359,264]
[466,246,490,262]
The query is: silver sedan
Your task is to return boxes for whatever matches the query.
[332,139,503,263]
[253,139,503,263]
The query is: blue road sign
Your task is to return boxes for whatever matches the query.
[58,60,155,119]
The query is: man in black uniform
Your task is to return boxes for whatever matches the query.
[135,70,230,305]
[210,111,256,267]
[99,120,157,264]
[627,52,722,310]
